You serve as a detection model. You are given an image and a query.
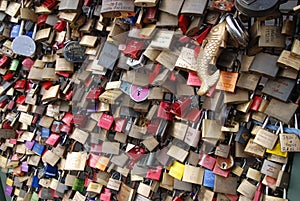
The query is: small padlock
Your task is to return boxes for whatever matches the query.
[107,171,122,191]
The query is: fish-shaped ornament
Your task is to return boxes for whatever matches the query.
[195,21,227,96]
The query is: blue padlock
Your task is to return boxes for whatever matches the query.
[10,24,20,38]
[41,127,50,138]
[31,169,40,189]
[44,164,58,178]
[32,142,45,156]
[26,31,33,38]
[203,169,215,188]
[121,16,136,25]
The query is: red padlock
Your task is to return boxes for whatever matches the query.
[22,58,34,70]
[146,166,163,181]
[170,96,192,117]
[127,145,146,161]
[250,95,263,111]
[52,41,65,51]
[3,73,14,81]
[0,56,10,68]
[123,39,145,59]
[97,113,114,130]
[7,96,17,110]
[53,20,67,32]
[184,107,202,123]
[62,112,74,127]
[169,71,177,82]
[42,0,57,9]
[198,153,216,170]
[179,35,191,44]
[84,0,93,6]
[86,88,104,100]
[149,63,162,84]
[65,90,73,100]
[60,124,72,134]
[178,14,191,35]
[50,189,60,199]
[143,7,158,24]
[42,81,53,90]
[193,26,212,44]
[88,153,100,169]
[45,134,61,147]
[37,14,48,27]
[225,194,239,201]
[173,192,187,201]
[2,122,13,129]
[16,95,26,105]
[157,101,173,121]
[100,188,112,201]
[0,100,7,108]
[253,182,263,201]
[113,118,127,133]
[56,71,71,78]
[14,80,27,90]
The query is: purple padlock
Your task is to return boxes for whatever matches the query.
[5,185,13,196]
[25,140,35,150]
[21,161,29,172]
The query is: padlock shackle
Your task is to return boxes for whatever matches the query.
[19,21,25,37]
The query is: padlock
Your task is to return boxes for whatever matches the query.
[184,119,201,147]
[107,171,122,191]
[237,179,258,200]
[123,39,145,60]
[170,96,192,117]
[182,163,204,185]
[172,191,189,201]
[11,5,37,57]
[216,64,240,93]
[262,77,295,102]
[263,186,288,201]
[137,179,153,198]
[201,110,224,140]
[215,133,234,159]
[31,168,40,189]
[276,163,290,190]
[253,116,278,150]
[249,52,280,78]
[235,123,251,145]
[72,172,85,193]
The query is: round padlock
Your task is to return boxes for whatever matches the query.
[63,41,86,63]
[216,155,234,170]
[129,84,149,102]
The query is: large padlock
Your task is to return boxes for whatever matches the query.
[11,4,37,57]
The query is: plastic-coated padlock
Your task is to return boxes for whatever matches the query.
[53,20,66,32]
[42,0,57,9]
[31,169,40,189]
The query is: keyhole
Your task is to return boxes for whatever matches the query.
[221,162,227,169]
[137,90,141,96]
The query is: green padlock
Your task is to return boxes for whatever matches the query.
[72,178,85,192]
[9,59,19,71]
[30,192,39,201]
